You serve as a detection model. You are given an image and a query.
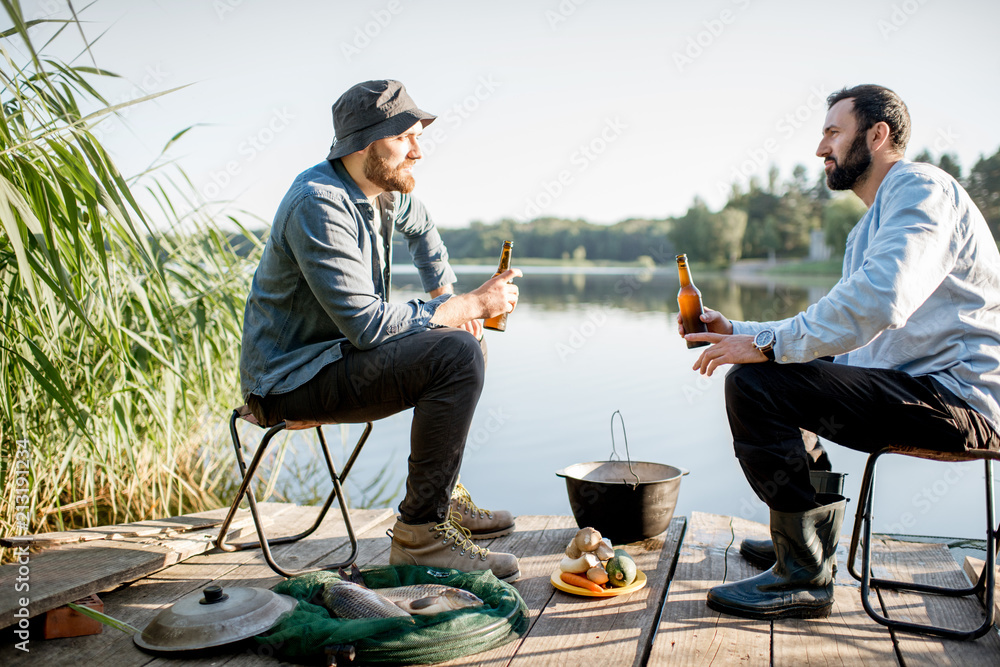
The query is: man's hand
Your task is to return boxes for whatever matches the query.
[676,307,733,338]
[686,332,767,375]
[472,268,521,317]
[430,268,522,329]
[460,319,484,339]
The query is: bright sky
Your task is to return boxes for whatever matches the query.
[10,0,1000,228]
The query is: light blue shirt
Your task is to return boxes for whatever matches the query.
[733,160,1000,432]
[240,159,457,400]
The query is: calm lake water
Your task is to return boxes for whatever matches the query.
[284,265,997,541]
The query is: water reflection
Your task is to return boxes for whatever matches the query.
[284,267,992,541]
[394,265,830,323]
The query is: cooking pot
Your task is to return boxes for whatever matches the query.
[556,411,688,544]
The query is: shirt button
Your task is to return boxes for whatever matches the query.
[781,355,788,362]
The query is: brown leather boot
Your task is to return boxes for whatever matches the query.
[389,513,520,582]
[449,482,515,539]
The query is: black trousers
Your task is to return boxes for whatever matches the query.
[726,360,1000,513]
[248,328,486,524]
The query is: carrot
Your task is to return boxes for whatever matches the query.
[561,571,604,593]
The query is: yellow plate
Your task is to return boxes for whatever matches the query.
[550,568,648,597]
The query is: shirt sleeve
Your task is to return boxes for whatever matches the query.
[282,192,451,350]
[393,193,458,293]
[736,173,959,362]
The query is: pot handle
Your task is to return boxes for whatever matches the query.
[610,410,640,488]
[677,467,690,477]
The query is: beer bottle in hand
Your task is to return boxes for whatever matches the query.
[676,254,709,348]
[484,240,514,332]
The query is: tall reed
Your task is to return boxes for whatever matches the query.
[0,4,261,546]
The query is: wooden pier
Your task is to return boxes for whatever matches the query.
[1,505,998,665]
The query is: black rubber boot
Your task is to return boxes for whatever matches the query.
[707,493,845,620]
[739,471,845,570]
[739,537,782,569]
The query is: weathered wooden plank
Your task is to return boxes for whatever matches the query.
[772,532,899,665]
[963,556,1000,628]
[0,506,240,550]
[3,506,391,667]
[504,517,685,667]
[194,509,399,667]
[872,537,1000,666]
[0,504,290,629]
[649,512,771,666]
[434,514,580,667]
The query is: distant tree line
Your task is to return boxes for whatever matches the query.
[420,144,1000,267]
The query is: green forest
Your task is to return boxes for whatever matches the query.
[423,146,1000,268]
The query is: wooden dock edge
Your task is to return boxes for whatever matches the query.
[0,506,276,629]
[963,556,1000,626]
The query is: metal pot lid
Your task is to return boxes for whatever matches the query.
[134,585,297,653]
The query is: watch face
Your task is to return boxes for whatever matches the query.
[754,329,775,348]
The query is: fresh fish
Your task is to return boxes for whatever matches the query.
[376,584,485,615]
[338,564,366,585]
[320,580,414,621]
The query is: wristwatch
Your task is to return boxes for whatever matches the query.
[753,329,776,361]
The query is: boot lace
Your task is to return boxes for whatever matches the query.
[432,512,491,561]
[450,482,494,519]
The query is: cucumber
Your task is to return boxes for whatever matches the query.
[613,548,634,563]
[605,552,637,587]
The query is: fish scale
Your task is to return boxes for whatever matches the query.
[320,581,413,620]
[376,584,484,615]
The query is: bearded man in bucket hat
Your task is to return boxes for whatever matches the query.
[240,80,522,581]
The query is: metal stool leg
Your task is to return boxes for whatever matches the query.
[214,411,375,578]
[848,448,998,640]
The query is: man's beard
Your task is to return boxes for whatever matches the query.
[363,150,415,193]
[826,130,872,191]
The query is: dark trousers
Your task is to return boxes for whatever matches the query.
[726,360,1000,513]
[247,328,486,524]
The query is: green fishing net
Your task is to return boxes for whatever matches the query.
[255,565,529,665]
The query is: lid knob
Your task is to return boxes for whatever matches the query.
[200,585,229,605]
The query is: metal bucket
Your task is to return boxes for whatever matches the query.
[555,412,689,544]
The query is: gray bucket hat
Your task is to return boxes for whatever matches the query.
[326,80,436,160]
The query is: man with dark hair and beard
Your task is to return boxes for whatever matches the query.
[239,80,522,581]
[679,83,1000,619]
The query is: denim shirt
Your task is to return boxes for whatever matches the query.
[733,160,1000,432]
[240,159,458,400]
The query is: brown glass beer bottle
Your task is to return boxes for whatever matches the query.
[676,254,709,348]
[483,240,514,332]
